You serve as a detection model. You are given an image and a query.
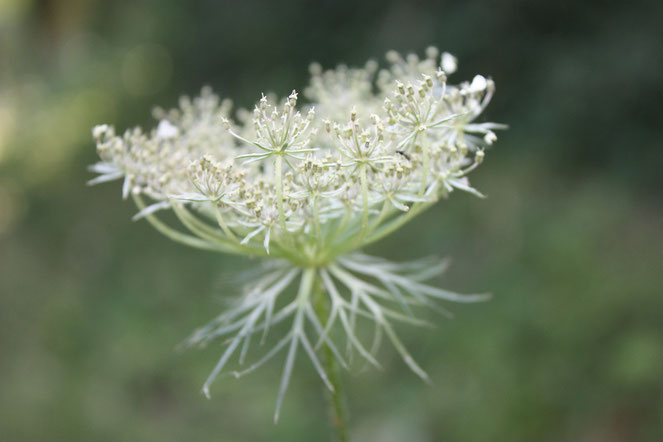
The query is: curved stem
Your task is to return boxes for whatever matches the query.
[171,202,269,258]
[132,194,235,254]
[327,207,351,245]
[213,205,238,241]
[314,272,349,442]
[367,200,393,233]
[362,200,434,248]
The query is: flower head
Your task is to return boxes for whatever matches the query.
[90,48,503,421]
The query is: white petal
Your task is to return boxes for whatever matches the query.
[121,175,132,199]
[87,172,123,186]
[167,192,209,202]
[470,75,487,93]
[132,201,170,220]
[441,52,457,74]
[240,226,265,245]
[92,124,110,139]
[157,119,179,139]
[88,162,121,174]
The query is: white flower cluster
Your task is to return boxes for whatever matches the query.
[91,47,502,260]
[90,47,503,421]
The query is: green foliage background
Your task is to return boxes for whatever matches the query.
[1,1,661,440]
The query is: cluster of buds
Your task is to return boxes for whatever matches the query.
[227,90,318,164]
[90,48,503,421]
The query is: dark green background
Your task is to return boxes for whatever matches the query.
[1,1,662,440]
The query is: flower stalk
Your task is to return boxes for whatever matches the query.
[314,274,349,442]
[273,154,285,233]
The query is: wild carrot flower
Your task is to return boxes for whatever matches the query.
[90,47,504,422]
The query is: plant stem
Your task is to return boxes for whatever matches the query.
[275,154,286,232]
[314,273,349,442]
[359,163,368,238]
[324,350,348,442]
[419,133,429,197]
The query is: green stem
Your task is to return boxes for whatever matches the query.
[314,272,349,442]
[359,163,368,238]
[362,201,433,247]
[313,195,322,243]
[367,200,392,233]
[213,205,238,241]
[419,134,429,197]
[170,202,268,257]
[132,194,235,254]
[275,154,286,232]
[327,207,351,245]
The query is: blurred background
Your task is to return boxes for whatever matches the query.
[1,0,662,440]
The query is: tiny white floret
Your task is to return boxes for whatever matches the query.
[157,119,179,139]
[441,52,458,74]
[92,124,110,139]
[470,75,488,92]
